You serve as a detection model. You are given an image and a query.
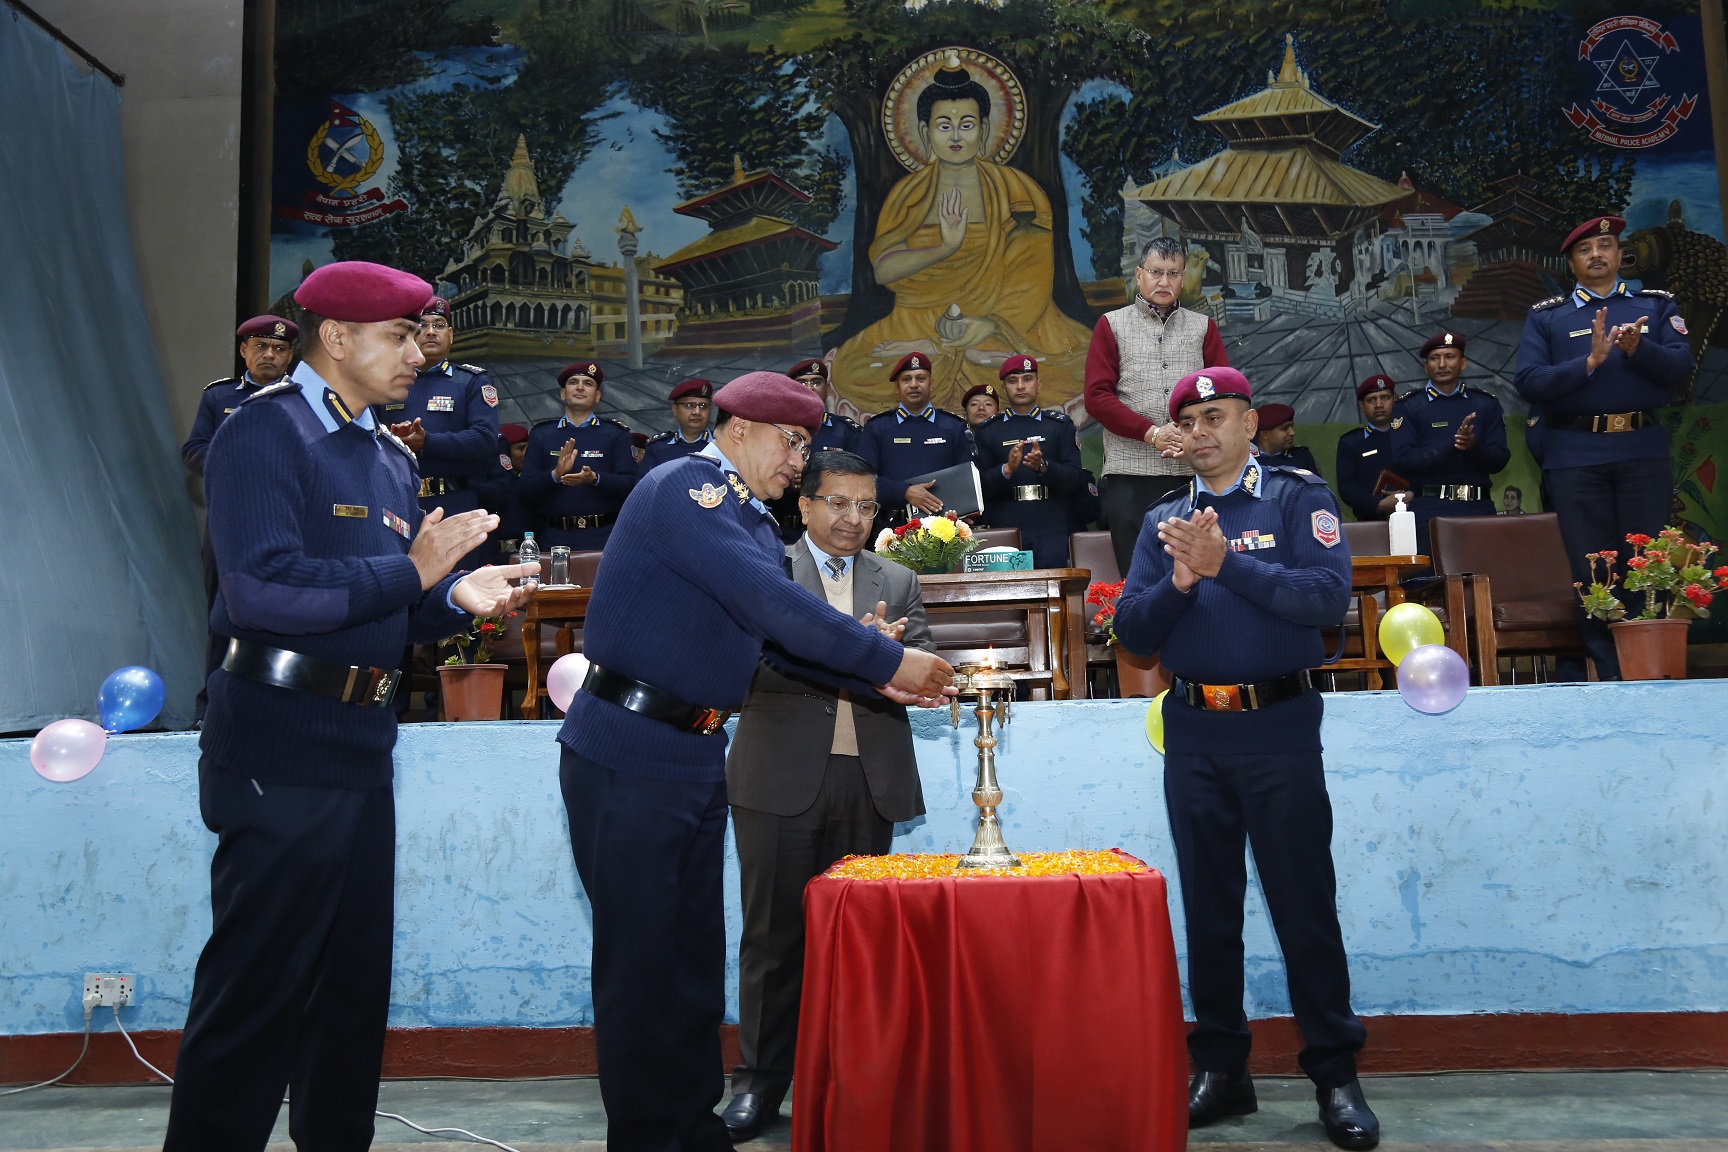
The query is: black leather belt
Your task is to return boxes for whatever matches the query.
[1171,670,1311,712]
[1550,411,1655,433]
[221,637,400,707]
[1418,484,1488,501]
[1012,484,1049,501]
[551,514,611,530]
[581,664,730,735]
[417,476,468,498]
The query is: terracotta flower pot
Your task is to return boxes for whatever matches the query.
[438,663,508,721]
[1607,618,1691,681]
[1114,647,1172,699]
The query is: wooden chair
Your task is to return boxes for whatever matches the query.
[1318,521,1392,689]
[1427,513,1589,684]
[924,528,1030,671]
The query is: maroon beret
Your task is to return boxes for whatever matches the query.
[998,354,1038,379]
[236,314,298,342]
[1561,215,1625,254]
[294,261,433,324]
[1168,367,1253,419]
[630,431,649,450]
[669,378,713,402]
[961,383,998,408]
[787,358,828,380]
[889,352,932,380]
[1256,403,1296,429]
[557,361,604,386]
[499,423,530,446]
[420,295,451,320]
[1419,330,1466,358]
[1356,374,1396,400]
[714,371,825,433]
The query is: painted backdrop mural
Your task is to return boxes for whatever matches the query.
[270,0,1728,563]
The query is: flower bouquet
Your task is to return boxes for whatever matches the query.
[874,512,976,574]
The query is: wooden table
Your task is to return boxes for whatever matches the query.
[1327,555,1429,689]
[917,568,1090,699]
[520,585,589,718]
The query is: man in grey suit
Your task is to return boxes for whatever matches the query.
[721,450,936,1141]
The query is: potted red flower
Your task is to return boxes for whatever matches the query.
[1575,528,1722,680]
[437,611,516,720]
[1087,579,1170,698]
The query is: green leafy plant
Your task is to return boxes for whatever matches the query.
[1576,529,1723,622]
[441,612,517,665]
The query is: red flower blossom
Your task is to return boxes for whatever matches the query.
[1626,556,1651,570]
[1714,566,1728,581]
[478,622,499,634]
[1625,533,1653,547]
[1683,584,1713,607]
[1682,442,1697,455]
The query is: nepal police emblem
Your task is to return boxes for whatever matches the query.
[690,483,726,508]
[282,101,408,228]
[1311,509,1341,548]
[1563,16,1698,149]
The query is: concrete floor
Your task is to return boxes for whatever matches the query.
[0,1072,1724,1150]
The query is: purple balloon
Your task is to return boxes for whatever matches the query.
[30,719,108,782]
[1395,643,1469,715]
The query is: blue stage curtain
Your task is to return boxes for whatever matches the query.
[0,10,205,731]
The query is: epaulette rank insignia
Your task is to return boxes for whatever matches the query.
[725,471,752,503]
[242,380,297,404]
[459,362,487,373]
[1636,288,1676,300]
[379,427,417,461]
[1531,295,1565,311]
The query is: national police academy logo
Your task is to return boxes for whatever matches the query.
[280,101,408,228]
[1563,16,1698,149]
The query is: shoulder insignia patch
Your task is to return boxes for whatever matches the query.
[1390,415,1405,430]
[1531,295,1566,311]
[459,362,487,374]
[379,427,417,461]
[499,453,513,471]
[480,384,499,407]
[205,376,239,390]
[689,482,725,508]
[1637,288,1676,300]
[1671,315,1689,335]
[1311,508,1341,548]
[604,417,632,431]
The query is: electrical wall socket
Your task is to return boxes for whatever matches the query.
[83,973,134,1007]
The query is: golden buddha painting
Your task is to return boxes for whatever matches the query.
[828,48,1093,417]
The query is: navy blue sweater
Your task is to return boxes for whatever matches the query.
[1113,462,1351,753]
[559,454,906,781]
[202,375,466,787]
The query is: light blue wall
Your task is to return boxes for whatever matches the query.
[3,683,1725,1037]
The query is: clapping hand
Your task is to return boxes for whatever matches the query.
[1613,315,1647,357]
[408,508,498,590]
[859,600,909,642]
[553,439,577,479]
[1587,308,1612,372]
[1452,412,1477,452]
[1157,507,1225,590]
[390,419,427,453]
[452,563,540,615]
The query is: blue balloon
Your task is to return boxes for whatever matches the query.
[97,666,166,734]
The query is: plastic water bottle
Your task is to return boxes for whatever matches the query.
[518,531,540,590]
[1388,494,1417,556]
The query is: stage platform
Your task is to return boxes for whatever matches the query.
[2,682,1725,1083]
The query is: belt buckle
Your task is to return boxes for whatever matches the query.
[418,479,434,498]
[1197,683,1243,711]
[694,708,729,735]
[371,670,400,707]
[1608,413,1631,433]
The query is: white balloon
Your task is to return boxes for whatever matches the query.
[546,653,591,713]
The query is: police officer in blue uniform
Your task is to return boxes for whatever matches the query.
[163,262,534,1151]
[639,378,715,471]
[853,352,976,525]
[975,355,1084,568]
[1114,367,1378,1151]
[1333,375,1408,522]
[556,371,954,1152]
[1514,214,1695,679]
[766,359,864,544]
[520,361,639,550]
[181,314,299,725]
[473,423,532,565]
[1252,403,1321,473]
[1390,331,1509,551]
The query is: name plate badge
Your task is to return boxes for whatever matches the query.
[332,504,369,518]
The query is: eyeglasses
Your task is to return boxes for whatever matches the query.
[768,423,811,460]
[1137,267,1182,282]
[808,495,881,520]
[421,321,451,333]
[677,401,711,412]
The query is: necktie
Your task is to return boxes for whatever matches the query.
[825,557,846,581]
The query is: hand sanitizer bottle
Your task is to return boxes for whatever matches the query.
[1388,495,1417,556]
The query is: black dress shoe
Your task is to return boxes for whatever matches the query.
[1317,1079,1380,1150]
[721,1092,772,1142]
[1188,1067,1256,1127]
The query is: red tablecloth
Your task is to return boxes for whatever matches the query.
[792,853,1187,1152]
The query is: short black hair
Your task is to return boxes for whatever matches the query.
[1504,485,1523,497]
[295,309,331,356]
[1140,237,1185,267]
[916,69,991,127]
[800,449,875,498]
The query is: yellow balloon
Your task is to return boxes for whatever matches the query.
[1378,602,1445,667]
[1144,690,1169,754]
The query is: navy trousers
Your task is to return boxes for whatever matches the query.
[1545,457,1671,680]
[1163,749,1365,1088]
[560,750,733,1152]
[195,534,226,724]
[163,759,394,1151]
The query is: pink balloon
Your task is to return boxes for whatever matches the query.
[30,719,108,782]
[546,653,591,713]
[1395,644,1469,715]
